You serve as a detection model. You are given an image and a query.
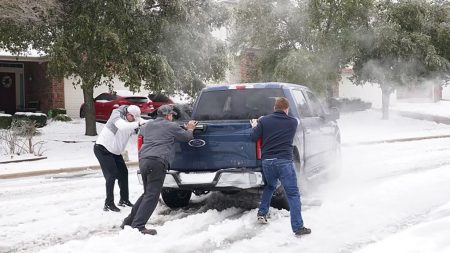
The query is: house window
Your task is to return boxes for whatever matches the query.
[0,62,23,68]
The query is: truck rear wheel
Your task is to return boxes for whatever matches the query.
[161,188,192,208]
[271,186,289,210]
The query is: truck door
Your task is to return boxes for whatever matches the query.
[302,90,337,165]
[290,89,323,174]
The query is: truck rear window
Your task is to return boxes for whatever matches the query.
[193,88,285,120]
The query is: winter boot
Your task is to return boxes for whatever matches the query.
[294,227,312,236]
[103,203,120,212]
[256,215,268,224]
[139,227,157,235]
[118,199,134,207]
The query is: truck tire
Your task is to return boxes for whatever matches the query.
[271,186,289,210]
[161,188,192,208]
[268,163,310,212]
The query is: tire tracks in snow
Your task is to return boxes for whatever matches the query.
[374,160,450,181]
[0,168,324,253]
[0,173,123,253]
[338,209,435,253]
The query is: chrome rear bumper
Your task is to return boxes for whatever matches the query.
[138,168,264,190]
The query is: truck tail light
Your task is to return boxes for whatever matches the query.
[256,138,262,160]
[137,134,143,159]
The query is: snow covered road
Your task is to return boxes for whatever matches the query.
[2,135,450,253]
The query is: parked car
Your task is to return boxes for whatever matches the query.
[80,90,154,122]
[138,83,341,210]
[148,93,174,110]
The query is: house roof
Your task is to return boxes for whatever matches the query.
[0,49,47,62]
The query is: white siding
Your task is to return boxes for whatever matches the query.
[64,76,130,118]
[442,85,450,100]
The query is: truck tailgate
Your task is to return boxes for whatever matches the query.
[171,122,259,172]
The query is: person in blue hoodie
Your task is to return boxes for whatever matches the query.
[250,97,311,237]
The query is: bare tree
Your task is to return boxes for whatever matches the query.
[0,128,28,158]
[0,119,45,158]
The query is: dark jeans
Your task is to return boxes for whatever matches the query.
[124,157,167,229]
[93,144,129,205]
[258,158,304,232]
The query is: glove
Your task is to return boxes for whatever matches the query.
[138,118,150,127]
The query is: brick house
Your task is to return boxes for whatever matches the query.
[0,51,64,115]
[0,50,131,118]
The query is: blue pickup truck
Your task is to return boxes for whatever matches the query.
[144,82,340,209]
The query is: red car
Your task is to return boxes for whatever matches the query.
[80,91,154,122]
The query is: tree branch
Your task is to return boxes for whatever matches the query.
[0,0,61,24]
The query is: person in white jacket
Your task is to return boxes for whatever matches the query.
[94,105,147,212]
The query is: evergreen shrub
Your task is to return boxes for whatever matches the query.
[48,108,67,118]
[53,114,72,122]
[13,112,47,128]
[0,114,12,129]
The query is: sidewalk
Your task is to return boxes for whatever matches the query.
[339,101,450,146]
[0,161,139,179]
[2,101,450,179]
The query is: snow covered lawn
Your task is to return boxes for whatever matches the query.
[0,119,139,176]
[392,100,450,118]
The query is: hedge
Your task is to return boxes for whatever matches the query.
[48,108,67,119]
[328,97,372,112]
[13,112,47,128]
[53,114,72,122]
[0,113,12,129]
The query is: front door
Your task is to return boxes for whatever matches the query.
[290,89,322,167]
[0,73,16,114]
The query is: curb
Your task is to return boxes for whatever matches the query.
[0,161,139,180]
[0,156,47,164]
[395,111,450,125]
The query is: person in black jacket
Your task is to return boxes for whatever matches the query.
[250,97,311,237]
[120,105,197,235]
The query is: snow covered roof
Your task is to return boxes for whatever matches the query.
[14,112,47,117]
[0,48,47,62]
